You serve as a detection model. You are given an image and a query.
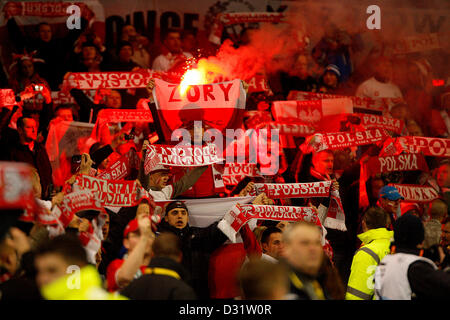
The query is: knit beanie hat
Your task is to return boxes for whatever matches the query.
[323,64,341,81]
[393,213,424,249]
[165,201,188,216]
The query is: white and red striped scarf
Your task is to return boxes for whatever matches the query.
[309,168,347,231]
[218,204,320,243]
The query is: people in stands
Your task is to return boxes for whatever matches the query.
[152,29,193,72]
[120,232,196,299]
[355,56,403,111]
[374,214,450,299]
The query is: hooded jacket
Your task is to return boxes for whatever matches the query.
[346,228,393,300]
[120,256,196,300]
[157,219,228,299]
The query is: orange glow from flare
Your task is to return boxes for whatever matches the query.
[179,69,206,96]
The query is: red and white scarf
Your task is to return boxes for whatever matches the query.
[144,143,224,175]
[388,183,439,203]
[218,204,319,243]
[359,153,429,208]
[309,129,389,152]
[249,181,332,199]
[97,148,139,181]
[309,169,346,231]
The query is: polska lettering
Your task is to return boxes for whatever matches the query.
[400,136,450,157]
[96,109,153,123]
[64,70,160,89]
[365,153,428,175]
[6,1,89,17]
[145,144,223,171]
[252,181,331,199]
[226,204,318,234]
[389,184,439,202]
[361,114,404,134]
[316,129,387,151]
[73,175,139,207]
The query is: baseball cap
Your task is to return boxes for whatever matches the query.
[379,186,404,201]
[165,201,188,216]
[149,164,171,175]
[123,219,139,238]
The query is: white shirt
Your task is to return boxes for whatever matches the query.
[152,52,193,71]
[355,77,403,110]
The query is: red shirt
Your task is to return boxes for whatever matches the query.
[106,259,147,292]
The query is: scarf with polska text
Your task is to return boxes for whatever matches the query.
[249,181,332,199]
[384,136,450,158]
[359,153,429,209]
[309,169,347,231]
[67,174,152,208]
[209,12,286,45]
[388,183,439,203]
[308,129,389,153]
[144,143,224,174]
[97,148,139,181]
[218,204,320,243]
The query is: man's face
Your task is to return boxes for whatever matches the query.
[182,34,196,52]
[375,60,392,83]
[151,171,170,188]
[119,45,133,62]
[295,55,308,77]
[262,232,283,259]
[20,59,34,78]
[380,197,400,215]
[105,90,121,109]
[436,164,450,188]
[164,32,182,54]
[441,222,450,246]
[35,253,71,288]
[323,72,338,88]
[102,214,110,240]
[19,118,37,142]
[123,231,152,255]
[122,25,137,38]
[82,46,97,61]
[165,208,188,229]
[39,24,52,42]
[407,124,423,136]
[312,151,334,176]
[56,109,73,122]
[283,225,323,276]
[390,105,407,121]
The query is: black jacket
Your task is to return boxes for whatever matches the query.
[399,248,450,299]
[157,220,228,299]
[120,257,196,300]
[282,260,331,300]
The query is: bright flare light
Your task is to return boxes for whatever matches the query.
[179,69,206,96]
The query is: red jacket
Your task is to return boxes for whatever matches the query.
[174,165,225,198]
[208,224,262,299]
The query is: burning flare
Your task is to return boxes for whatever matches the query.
[179,69,206,96]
